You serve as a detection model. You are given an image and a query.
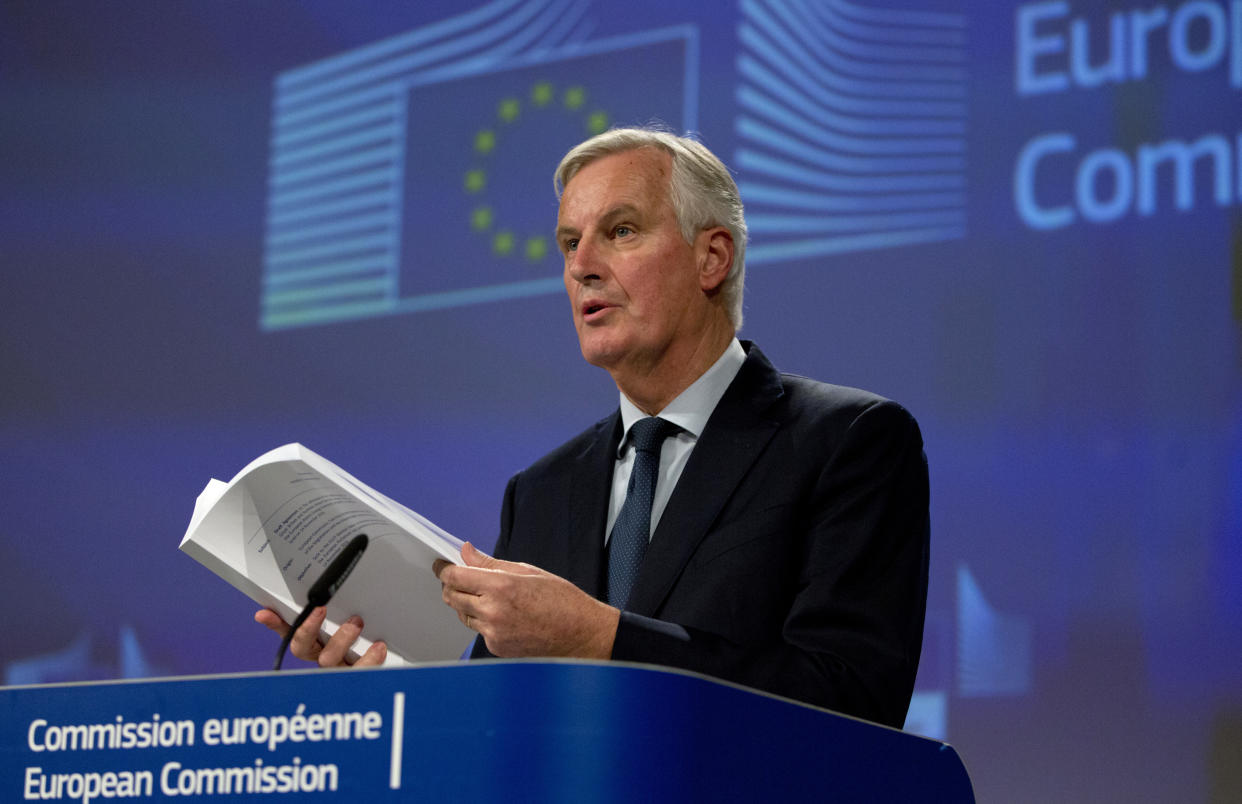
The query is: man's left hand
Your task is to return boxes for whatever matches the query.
[434,542,619,659]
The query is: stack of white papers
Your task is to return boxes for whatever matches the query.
[181,443,474,665]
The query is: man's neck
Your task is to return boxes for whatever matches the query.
[608,325,735,415]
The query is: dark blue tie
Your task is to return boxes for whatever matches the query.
[607,417,679,608]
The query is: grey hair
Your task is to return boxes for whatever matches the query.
[554,126,748,331]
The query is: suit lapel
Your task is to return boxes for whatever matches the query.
[563,413,621,599]
[625,345,785,616]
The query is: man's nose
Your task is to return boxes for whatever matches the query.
[566,237,606,284]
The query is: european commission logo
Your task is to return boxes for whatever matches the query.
[260,0,696,331]
[260,0,966,330]
[736,0,968,265]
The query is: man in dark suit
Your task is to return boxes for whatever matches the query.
[262,127,927,729]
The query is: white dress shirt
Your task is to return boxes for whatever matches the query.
[605,338,747,543]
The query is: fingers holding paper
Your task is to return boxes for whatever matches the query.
[253,607,387,668]
[434,542,619,660]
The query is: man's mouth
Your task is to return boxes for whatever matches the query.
[582,300,613,318]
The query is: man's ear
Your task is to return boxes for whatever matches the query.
[698,226,734,292]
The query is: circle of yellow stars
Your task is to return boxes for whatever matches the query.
[465,81,610,262]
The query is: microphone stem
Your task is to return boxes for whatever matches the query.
[273,603,316,671]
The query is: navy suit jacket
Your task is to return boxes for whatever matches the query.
[473,343,928,728]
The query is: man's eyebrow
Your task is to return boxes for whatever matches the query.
[556,204,641,239]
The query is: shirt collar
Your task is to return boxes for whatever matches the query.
[616,338,746,456]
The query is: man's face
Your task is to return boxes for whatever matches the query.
[556,148,711,377]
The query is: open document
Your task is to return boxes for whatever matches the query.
[180,443,475,665]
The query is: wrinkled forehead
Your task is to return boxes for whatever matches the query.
[557,148,673,222]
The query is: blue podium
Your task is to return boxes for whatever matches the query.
[3,660,972,801]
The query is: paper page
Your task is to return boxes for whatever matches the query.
[183,478,228,541]
[295,446,465,556]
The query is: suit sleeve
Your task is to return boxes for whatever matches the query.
[609,400,929,729]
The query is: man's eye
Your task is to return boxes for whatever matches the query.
[614,226,632,238]
[563,238,579,252]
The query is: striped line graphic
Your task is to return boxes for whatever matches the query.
[736,0,968,265]
[261,0,591,330]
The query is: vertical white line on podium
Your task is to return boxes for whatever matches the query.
[390,692,405,790]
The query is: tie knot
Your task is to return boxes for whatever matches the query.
[627,417,678,454]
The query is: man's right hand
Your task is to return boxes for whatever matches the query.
[254,607,388,668]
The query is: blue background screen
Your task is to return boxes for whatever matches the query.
[3,2,1240,800]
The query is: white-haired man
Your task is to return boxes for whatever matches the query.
[261,127,929,729]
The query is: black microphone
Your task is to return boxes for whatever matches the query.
[274,533,369,671]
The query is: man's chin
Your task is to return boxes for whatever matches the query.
[577,337,629,372]
[580,349,619,371]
